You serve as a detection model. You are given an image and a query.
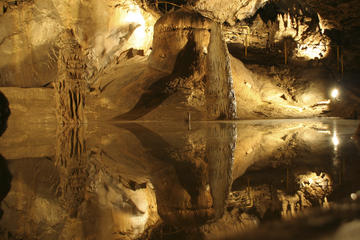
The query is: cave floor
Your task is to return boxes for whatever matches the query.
[0,118,360,239]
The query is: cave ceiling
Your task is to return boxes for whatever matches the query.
[0,2,360,238]
[142,0,359,72]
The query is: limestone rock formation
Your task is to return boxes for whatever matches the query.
[190,0,269,25]
[89,10,237,121]
[0,0,157,87]
[55,29,87,125]
[1,1,360,239]
[0,0,359,121]
[147,10,236,119]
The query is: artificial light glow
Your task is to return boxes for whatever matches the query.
[296,40,330,60]
[332,134,339,146]
[308,178,314,185]
[124,10,145,25]
[298,172,333,203]
[351,193,358,200]
[318,130,331,134]
[331,89,339,99]
[124,8,147,48]
[316,100,331,105]
[113,4,154,50]
[284,105,304,112]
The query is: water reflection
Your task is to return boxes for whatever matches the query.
[0,154,11,219]
[115,123,236,226]
[0,91,10,137]
[0,119,359,239]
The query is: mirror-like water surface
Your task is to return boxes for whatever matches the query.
[0,119,359,240]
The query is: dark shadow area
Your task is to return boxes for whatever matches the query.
[144,0,187,14]
[228,36,298,67]
[228,44,284,66]
[113,32,201,120]
[114,123,171,160]
[0,154,11,219]
[115,123,216,225]
[0,91,10,137]
[112,75,171,120]
[243,0,316,26]
[114,123,205,203]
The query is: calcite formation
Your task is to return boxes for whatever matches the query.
[0,0,359,121]
[190,0,269,25]
[148,10,237,119]
[55,29,87,125]
[0,0,157,87]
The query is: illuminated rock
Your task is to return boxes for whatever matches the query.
[0,0,158,87]
[190,0,269,25]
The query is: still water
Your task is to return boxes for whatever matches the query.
[0,119,359,239]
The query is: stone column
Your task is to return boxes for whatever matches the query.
[55,29,87,126]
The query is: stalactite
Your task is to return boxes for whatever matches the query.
[55,29,87,126]
[207,23,237,119]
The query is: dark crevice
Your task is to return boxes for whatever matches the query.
[0,91,10,137]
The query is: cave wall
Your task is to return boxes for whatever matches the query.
[0,0,158,87]
[0,0,359,121]
[104,10,239,121]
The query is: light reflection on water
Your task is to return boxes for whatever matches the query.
[0,119,359,239]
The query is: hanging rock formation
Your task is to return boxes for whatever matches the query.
[148,10,237,120]
[189,0,269,25]
[0,0,157,87]
[96,10,237,121]
[55,30,87,125]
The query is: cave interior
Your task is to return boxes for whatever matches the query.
[0,0,360,239]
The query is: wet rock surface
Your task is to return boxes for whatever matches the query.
[0,119,359,239]
[0,1,360,239]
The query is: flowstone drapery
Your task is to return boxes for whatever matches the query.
[55,29,87,126]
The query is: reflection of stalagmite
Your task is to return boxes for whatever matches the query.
[119,122,236,226]
[207,123,236,218]
[277,171,332,219]
[55,126,87,217]
[277,190,305,219]
[55,29,87,125]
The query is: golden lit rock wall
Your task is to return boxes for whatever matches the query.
[191,0,269,25]
[0,0,158,87]
[148,10,237,120]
